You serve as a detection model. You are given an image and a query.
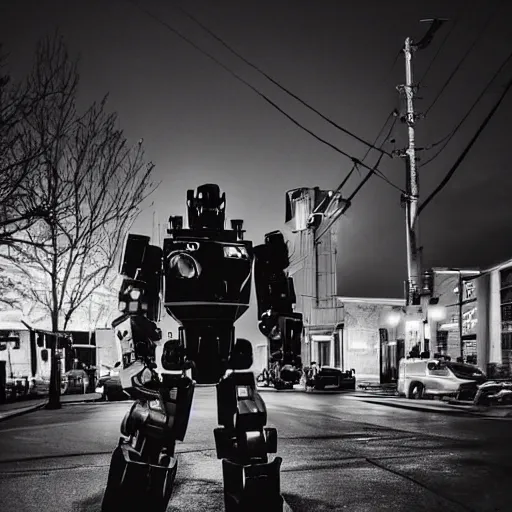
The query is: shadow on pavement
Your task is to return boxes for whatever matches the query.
[74,479,295,512]
[72,491,103,512]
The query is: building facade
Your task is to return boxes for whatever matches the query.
[284,187,407,382]
[432,259,512,377]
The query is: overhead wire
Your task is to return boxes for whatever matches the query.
[289,111,399,254]
[424,1,503,116]
[420,46,512,168]
[417,19,458,85]
[314,112,400,243]
[418,75,512,215]
[170,0,391,157]
[123,0,401,192]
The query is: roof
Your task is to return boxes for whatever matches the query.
[336,297,406,306]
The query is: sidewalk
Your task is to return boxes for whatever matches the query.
[60,392,102,404]
[0,392,102,422]
[351,394,512,418]
[0,397,47,422]
[257,384,355,394]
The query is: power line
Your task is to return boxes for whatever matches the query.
[170,0,391,157]
[327,115,392,200]
[123,0,400,191]
[329,111,401,201]
[418,19,458,85]
[421,46,512,168]
[343,116,400,204]
[418,75,512,215]
[314,113,400,243]
[424,1,503,116]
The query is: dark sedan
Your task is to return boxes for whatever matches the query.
[95,373,129,401]
[313,367,356,390]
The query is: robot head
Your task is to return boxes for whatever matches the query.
[163,184,252,326]
[187,184,226,231]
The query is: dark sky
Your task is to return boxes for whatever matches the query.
[1,0,512,338]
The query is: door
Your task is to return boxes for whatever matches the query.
[318,341,330,367]
[334,331,341,368]
[380,332,404,384]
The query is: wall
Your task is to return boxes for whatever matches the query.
[343,303,381,380]
[0,330,57,382]
[433,269,503,367]
[285,188,399,380]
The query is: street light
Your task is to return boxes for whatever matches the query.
[387,311,402,328]
[428,304,447,322]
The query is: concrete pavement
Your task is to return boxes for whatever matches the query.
[2,388,512,510]
[257,384,512,418]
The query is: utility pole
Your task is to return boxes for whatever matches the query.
[458,271,464,361]
[396,20,446,354]
[401,36,420,308]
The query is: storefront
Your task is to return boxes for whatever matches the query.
[431,261,512,376]
[433,270,480,364]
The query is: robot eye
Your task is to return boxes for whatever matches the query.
[169,253,201,279]
[223,246,249,259]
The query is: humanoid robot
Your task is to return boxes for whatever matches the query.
[101,183,303,512]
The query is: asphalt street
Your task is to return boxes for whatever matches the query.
[0,388,511,511]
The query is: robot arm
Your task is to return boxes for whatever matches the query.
[254,231,303,376]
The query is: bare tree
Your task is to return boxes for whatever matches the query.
[0,38,73,243]
[3,35,157,408]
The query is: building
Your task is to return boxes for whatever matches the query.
[284,187,409,383]
[0,310,74,401]
[0,255,120,390]
[431,258,512,377]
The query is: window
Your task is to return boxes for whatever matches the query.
[463,281,475,301]
[427,361,450,376]
[501,268,512,288]
[437,331,448,353]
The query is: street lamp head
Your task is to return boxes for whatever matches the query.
[428,304,447,322]
[387,311,402,328]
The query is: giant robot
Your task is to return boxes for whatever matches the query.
[101,183,303,512]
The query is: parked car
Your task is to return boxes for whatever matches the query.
[64,368,89,394]
[312,366,356,391]
[398,358,486,400]
[95,362,129,401]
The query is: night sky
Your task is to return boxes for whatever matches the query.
[2,0,512,341]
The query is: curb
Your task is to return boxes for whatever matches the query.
[0,401,47,423]
[62,399,106,405]
[358,399,475,416]
[357,398,512,418]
